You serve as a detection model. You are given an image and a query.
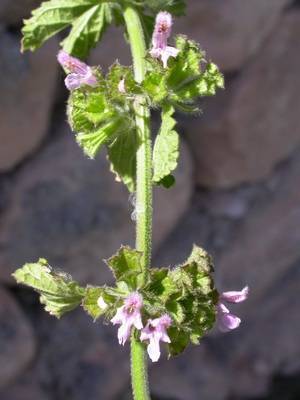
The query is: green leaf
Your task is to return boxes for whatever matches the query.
[68,86,133,158]
[168,36,224,102]
[167,327,190,356]
[62,4,112,58]
[185,244,214,274]
[145,268,177,302]
[12,259,85,318]
[83,286,118,320]
[22,0,90,52]
[153,105,179,183]
[143,36,223,110]
[142,68,168,104]
[76,118,123,158]
[143,0,186,16]
[105,246,143,289]
[166,300,185,324]
[157,174,176,189]
[22,0,122,58]
[107,129,139,192]
[106,63,141,102]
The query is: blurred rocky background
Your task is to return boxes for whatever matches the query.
[0,0,299,399]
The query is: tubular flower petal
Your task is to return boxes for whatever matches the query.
[221,286,249,303]
[57,50,98,90]
[140,314,172,362]
[217,286,249,333]
[150,11,179,68]
[111,292,143,345]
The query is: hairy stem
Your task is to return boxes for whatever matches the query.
[124,5,152,400]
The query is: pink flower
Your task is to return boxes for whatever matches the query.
[111,292,143,345]
[217,286,249,332]
[57,50,98,91]
[150,11,179,68]
[140,314,172,362]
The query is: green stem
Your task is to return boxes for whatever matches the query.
[124,5,152,400]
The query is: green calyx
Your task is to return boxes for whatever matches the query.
[143,35,224,111]
[67,35,223,191]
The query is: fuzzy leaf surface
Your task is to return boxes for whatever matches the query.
[166,245,217,355]
[107,130,139,192]
[143,36,224,110]
[62,4,113,58]
[83,286,121,320]
[68,82,133,158]
[152,105,179,183]
[106,246,143,289]
[142,246,217,356]
[22,0,121,58]
[13,259,84,318]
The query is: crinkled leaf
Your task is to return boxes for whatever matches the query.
[12,259,84,318]
[62,4,112,58]
[185,244,214,273]
[105,246,143,289]
[143,68,168,104]
[145,268,177,301]
[83,286,119,320]
[167,36,224,102]
[22,0,121,58]
[106,63,139,99]
[143,36,223,109]
[165,300,185,324]
[68,86,133,158]
[153,105,179,183]
[167,327,190,356]
[143,245,217,357]
[107,129,139,192]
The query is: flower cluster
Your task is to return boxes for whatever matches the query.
[57,11,180,94]
[110,292,171,362]
[217,286,249,332]
[107,286,248,362]
[150,11,179,68]
[57,50,98,90]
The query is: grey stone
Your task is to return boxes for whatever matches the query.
[0,125,192,284]
[0,287,36,388]
[34,310,129,400]
[0,1,41,26]
[185,12,300,188]
[0,32,58,171]
[175,0,292,71]
[89,26,132,72]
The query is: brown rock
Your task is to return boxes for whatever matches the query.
[175,0,292,71]
[0,1,41,26]
[0,32,58,172]
[0,287,36,388]
[185,12,300,188]
[0,125,192,284]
